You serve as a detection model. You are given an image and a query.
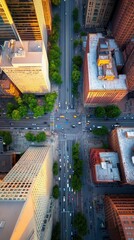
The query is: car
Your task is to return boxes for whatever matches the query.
[65,12,67,15]
[72,125,76,128]
[69,164,71,169]
[70,213,72,217]
[10,123,14,126]
[92,125,95,128]
[63,208,65,212]
[65,101,67,104]
[63,188,66,191]
[59,102,61,107]
[44,121,47,124]
[97,126,102,128]
[67,155,69,159]
[64,163,65,167]
[78,122,82,125]
[25,127,28,130]
[57,118,59,120]
[63,196,65,202]
[59,158,61,162]
[37,127,40,129]
[60,115,65,118]
[62,127,64,130]
[32,123,36,126]
[69,175,71,179]
[67,106,69,110]
[58,177,61,181]
[89,128,92,131]
[73,115,77,118]
[67,183,69,188]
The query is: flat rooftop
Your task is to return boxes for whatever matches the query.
[87,33,127,90]
[1,40,43,67]
[95,152,120,182]
[0,200,24,240]
[117,128,134,184]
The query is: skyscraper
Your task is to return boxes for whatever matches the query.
[0,146,53,240]
[112,0,134,47]
[85,0,116,30]
[104,195,134,240]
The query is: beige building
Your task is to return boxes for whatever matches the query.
[0,146,53,240]
[0,39,50,94]
[85,0,116,30]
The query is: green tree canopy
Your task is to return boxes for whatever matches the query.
[94,106,106,118]
[51,0,60,6]
[50,71,62,84]
[22,94,36,105]
[0,131,12,145]
[25,132,36,142]
[51,222,60,240]
[36,132,46,142]
[74,22,81,33]
[43,92,58,113]
[52,185,60,199]
[72,55,83,68]
[73,40,79,48]
[71,174,82,191]
[12,109,21,120]
[72,69,81,84]
[72,8,79,21]
[33,106,44,118]
[73,212,88,236]
[105,105,121,118]
[53,161,59,176]
[74,159,83,176]
[7,102,16,117]
[92,126,109,136]
[15,96,23,106]
[18,105,28,117]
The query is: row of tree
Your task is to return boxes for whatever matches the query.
[6,92,57,120]
[0,130,12,145]
[71,143,83,192]
[94,105,122,118]
[73,212,88,237]
[25,132,46,142]
[52,184,60,199]
[72,56,83,97]
[72,8,81,33]
[92,126,109,136]
[53,161,59,176]
[49,14,62,85]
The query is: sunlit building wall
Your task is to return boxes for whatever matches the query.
[42,0,52,34]
[0,146,53,240]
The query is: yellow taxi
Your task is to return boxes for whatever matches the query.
[73,115,77,118]
[60,115,65,118]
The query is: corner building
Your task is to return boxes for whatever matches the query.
[104,195,134,240]
[0,146,53,240]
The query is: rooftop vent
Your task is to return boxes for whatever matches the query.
[126,131,134,138]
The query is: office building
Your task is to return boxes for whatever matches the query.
[0,39,50,94]
[90,148,120,183]
[123,39,134,91]
[85,0,116,30]
[0,0,52,43]
[83,33,127,105]
[104,195,134,240]
[0,146,53,240]
[110,127,134,185]
[112,0,134,47]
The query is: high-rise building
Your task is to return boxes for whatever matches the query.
[0,0,52,43]
[0,39,50,94]
[85,0,116,30]
[110,127,134,185]
[90,148,120,183]
[123,39,134,91]
[0,146,53,240]
[104,195,134,240]
[83,33,127,105]
[112,0,134,48]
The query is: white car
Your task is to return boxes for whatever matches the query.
[63,196,65,202]
[59,159,61,162]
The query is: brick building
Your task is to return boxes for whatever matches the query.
[123,39,134,91]
[90,148,120,183]
[83,33,127,105]
[104,195,134,240]
[112,0,134,48]
[110,127,134,185]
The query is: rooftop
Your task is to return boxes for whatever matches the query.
[1,40,43,67]
[116,128,134,184]
[87,33,127,90]
[119,215,134,239]
[95,152,120,182]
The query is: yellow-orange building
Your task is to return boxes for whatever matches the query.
[83,34,128,105]
[0,146,53,240]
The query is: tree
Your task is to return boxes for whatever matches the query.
[73,212,88,236]
[36,132,46,142]
[53,14,61,25]
[22,94,36,105]
[51,0,60,6]
[29,98,38,111]
[33,106,44,118]
[18,105,28,117]
[7,102,16,117]
[73,235,83,240]
[72,8,79,21]
[53,162,59,176]
[94,106,106,118]
[92,126,109,136]
[72,56,83,68]
[72,69,80,83]
[73,40,79,48]
[43,92,58,113]
[12,109,21,120]
[25,132,36,142]
[105,105,121,118]
[71,174,82,191]
[52,185,60,199]
[74,22,81,33]
[51,222,60,240]
[0,131,12,145]
[50,71,62,84]
[74,159,83,176]
[15,96,23,106]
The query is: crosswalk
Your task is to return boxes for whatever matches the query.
[50,113,55,131]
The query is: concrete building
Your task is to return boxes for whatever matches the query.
[90,148,120,183]
[83,33,127,105]
[112,0,134,48]
[104,195,134,240]
[0,0,52,43]
[123,39,134,91]
[110,127,134,185]
[85,0,116,30]
[0,39,50,94]
[0,146,53,240]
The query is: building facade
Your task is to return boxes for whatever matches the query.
[0,146,53,240]
[104,195,134,240]
[123,39,134,91]
[85,0,116,30]
[83,34,127,105]
[0,0,52,43]
[112,0,134,48]
[110,127,134,185]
